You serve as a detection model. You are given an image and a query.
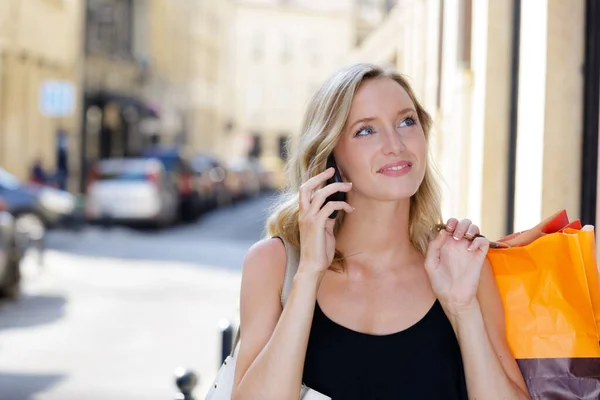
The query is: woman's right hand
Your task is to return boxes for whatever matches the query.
[297,167,354,276]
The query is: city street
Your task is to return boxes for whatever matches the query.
[0,193,279,400]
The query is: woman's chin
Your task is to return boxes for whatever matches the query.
[372,189,418,203]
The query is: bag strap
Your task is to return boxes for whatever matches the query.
[230,236,299,356]
[280,237,300,308]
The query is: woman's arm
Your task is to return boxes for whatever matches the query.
[450,259,530,399]
[232,238,320,400]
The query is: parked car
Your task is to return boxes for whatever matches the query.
[0,167,77,243]
[85,158,178,228]
[0,197,22,299]
[247,158,276,192]
[141,147,202,222]
[228,158,261,199]
[190,153,232,209]
[223,163,247,202]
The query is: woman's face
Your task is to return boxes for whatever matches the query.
[334,77,428,202]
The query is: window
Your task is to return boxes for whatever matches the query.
[86,0,134,58]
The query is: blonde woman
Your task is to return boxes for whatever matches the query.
[232,64,530,399]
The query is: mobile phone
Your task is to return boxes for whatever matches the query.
[323,155,346,219]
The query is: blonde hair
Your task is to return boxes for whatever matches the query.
[266,63,443,268]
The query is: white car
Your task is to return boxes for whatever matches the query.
[85,158,178,228]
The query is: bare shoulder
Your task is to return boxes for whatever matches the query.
[241,237,287,289]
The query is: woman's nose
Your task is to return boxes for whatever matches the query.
[381,127,405,155]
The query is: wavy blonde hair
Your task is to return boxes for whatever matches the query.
[266,63,443,268]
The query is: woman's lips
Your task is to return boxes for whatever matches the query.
[377,161,413,177]
[378,164,412,177]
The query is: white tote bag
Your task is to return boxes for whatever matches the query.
[206,238,331,400]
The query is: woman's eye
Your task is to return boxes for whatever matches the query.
[399,117,416,127]
[355,126,375,137]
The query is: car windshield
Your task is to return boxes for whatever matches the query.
[96,159,156,181]
[0,168,21,189]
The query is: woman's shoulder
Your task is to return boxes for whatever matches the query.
[242,236,287,285]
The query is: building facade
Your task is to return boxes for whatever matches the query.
[0,0,84,188]
[80,0,230,191]
[350,0,600,243]
[185,0,231,154]
[223,0,357,171]
[81,0,155,191]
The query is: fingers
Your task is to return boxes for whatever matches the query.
[445,218,459,232]
[450,218,472,240]
[467,236,490,254]
[445,218,480,240]
[425,229,449,270]
[309,182,353,214]
[299,168,335,212]
[465,223,480,240]
[319,201,354,221]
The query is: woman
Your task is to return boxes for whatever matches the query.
[232,64,530,399]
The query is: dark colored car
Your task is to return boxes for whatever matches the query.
[190,153,232,209]
[0,168,78,241]
[141,147,202,222]
[0,197,22,299]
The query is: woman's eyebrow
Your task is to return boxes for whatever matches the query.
[347,107,416,131]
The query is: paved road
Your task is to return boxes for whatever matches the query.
[0,193,280,400]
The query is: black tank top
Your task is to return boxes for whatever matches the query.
[302,299,469,399]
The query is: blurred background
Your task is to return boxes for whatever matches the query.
[0,0,598,399]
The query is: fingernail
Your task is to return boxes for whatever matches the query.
[453,234,461,241]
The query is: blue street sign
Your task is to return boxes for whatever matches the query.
[40,80,76,117]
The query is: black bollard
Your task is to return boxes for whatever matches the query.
[220,319,234,365]
[174,367,198,400]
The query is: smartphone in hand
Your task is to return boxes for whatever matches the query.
[323,155,346,219]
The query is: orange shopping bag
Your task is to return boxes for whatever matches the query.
[487,211,600,399]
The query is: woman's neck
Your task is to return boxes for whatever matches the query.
[334,197,420,277]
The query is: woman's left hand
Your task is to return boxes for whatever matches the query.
[424,218,490,316]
